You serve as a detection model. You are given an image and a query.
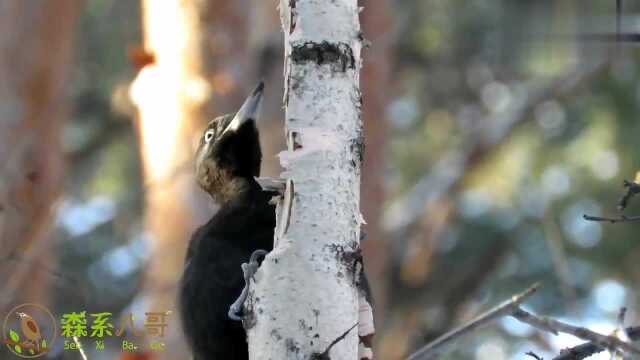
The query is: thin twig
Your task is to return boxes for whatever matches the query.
[582,214,640,224]
[618,179,640,211]
[512,308,640,356]
[583,179,640,224]
[526,351,544,360]
[406,283,540,360]
[408,281,640,360]
[552,327,640,360]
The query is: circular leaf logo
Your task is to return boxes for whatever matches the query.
[3,304,57,358]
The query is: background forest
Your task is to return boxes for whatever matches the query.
[1,0,639,359]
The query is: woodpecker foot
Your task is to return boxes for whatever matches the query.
[228,249,268,321]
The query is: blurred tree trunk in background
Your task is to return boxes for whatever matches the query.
[131,1,251,358]
[360,0,393,333]
[0,0,80,312]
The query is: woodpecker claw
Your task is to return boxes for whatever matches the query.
[228,249,268,321]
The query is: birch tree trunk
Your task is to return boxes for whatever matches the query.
[360,0,392,331]
[247,0,365,358]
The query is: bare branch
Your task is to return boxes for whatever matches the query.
[407,280,640,360]
[526,351,544,360]
[406,283,540,360]
[512,308,640,357]
[618,180,640,211]
[583,179,640,223]
[552,327,640,360]
[582,214,640,224]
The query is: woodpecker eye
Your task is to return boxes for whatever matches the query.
[204,129,215,143]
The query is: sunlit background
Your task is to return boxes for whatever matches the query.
[1,1,640,359]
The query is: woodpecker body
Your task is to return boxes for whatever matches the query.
[179,83,273,360]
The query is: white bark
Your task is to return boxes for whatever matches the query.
[246,0,367,359]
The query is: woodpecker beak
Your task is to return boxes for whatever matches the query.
[223,81,264,135]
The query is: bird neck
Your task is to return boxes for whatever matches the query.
[210,176,263,206]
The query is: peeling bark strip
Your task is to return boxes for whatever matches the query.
[247,0,366,359]
[288,0,297,33]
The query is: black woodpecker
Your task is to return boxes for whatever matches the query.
[179,82,274,360]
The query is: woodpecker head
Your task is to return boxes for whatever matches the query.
[195,82,264,202]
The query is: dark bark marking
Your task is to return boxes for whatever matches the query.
[350,137,365,166]
[290,131,302,150]
[286,338,301,356]
[352,87,365,167]
[242,311,257,330]
[327,243,363,286]
[271,329,282,341]
[291,42,356,72]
